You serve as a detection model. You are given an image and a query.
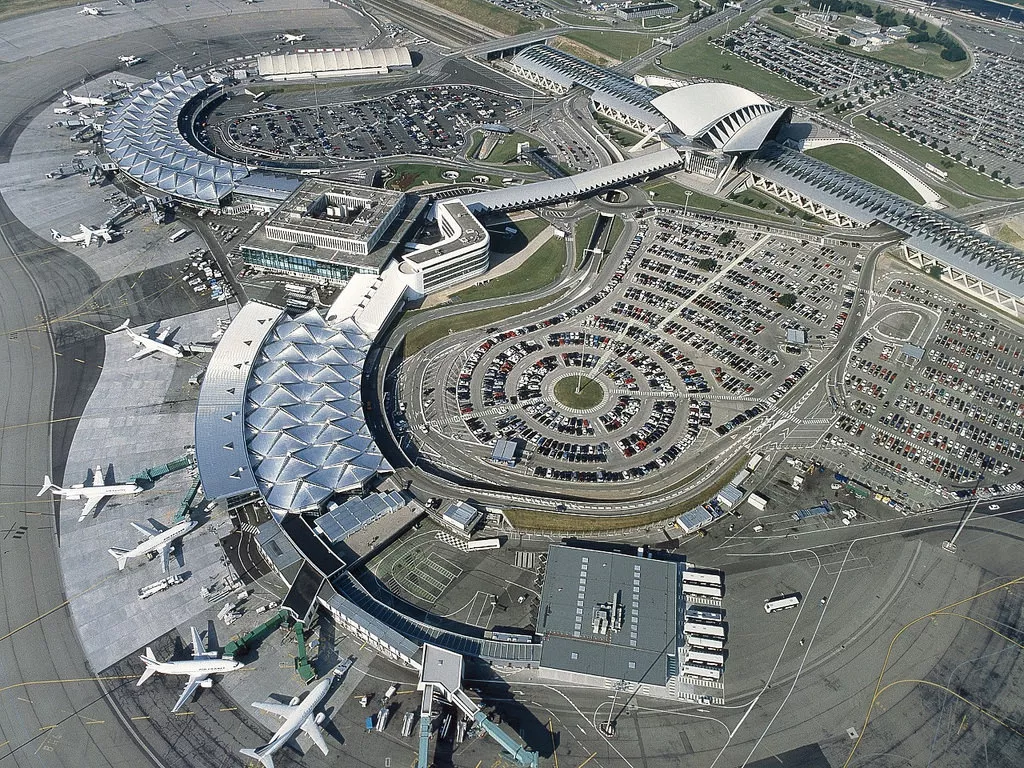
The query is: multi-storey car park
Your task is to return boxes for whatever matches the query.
[6,5,1024,768]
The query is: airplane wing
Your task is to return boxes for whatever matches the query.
[91,466,107,488]
[131,521,160,537]
[172,674,206,713]
[159,543,171,574]
[191,627,218,660]
[155,328,171,343]
[78,495,102,523]
[128,346,153,361]
[252,700,297,719]
[300,715,329,756]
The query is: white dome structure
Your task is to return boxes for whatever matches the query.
[651,83,790,154]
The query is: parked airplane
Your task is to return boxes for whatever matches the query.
[138,627,245,712]
[118,55,143,66]
[78,6,104,15]
[51,224,117,247]
[278,33,307,43]
[114,318,185,360]
[38,466,142,523]
[240,678,332,768]
[108,516,199,573]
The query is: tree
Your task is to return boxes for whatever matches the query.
[696,257,719,270]
[773,4,788,11]
[926,265,943,279]
[978,163,986,173]
[836,34,851,45]
[777,293,798,308]
[716,230,736,246]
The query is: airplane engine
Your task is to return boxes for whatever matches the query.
[314,712,326,725]
[200,679,215,688]
[289,696,301,706]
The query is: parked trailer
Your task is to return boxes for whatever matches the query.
[376,706,390,732]
[682,570,723,587]
[681,583,723,599]
[685,649,725,666]
[683,664,721,681]
[465,537,502,551]
[686,607,723,621]
[684,621,726,639]
[764,595,801,613]
[687,635,724,650]
[401,711,415,737]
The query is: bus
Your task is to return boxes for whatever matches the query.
[250,91,267,102]
[687,635,724,651]
[682,663,721,681]
[465,537,501,551]
[764,595,801,614]
[681,583,723,599]
[169,228,190,243]
[685,649,725,666]
[682,569,723,587]
[684,621,726,639]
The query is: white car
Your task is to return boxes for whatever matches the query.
[988,504,1001,510]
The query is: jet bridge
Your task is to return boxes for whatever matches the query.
[416,644,538,768]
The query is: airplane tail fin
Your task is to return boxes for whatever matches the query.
[137,648,159,686]
[113,319,131,333]
[239,747,274,768]
[108,547,131,570]
[38,476,57,496]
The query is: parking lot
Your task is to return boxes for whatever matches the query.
[718,22,919,98]
[813,275,1024,507]
[408,212,860,485]
[203,85,522,163]
[870,51,1024,185]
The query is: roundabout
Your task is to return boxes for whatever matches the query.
[552,373,604,411]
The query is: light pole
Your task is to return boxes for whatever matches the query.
[943,463,988,553]
[683,189,693,217]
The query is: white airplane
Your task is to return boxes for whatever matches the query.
[279,33,307,44]
[118,55,143,66]
[78,5,104,15]
[240,677,332,768]
[138,627,245,713]
[108,516,199,573]
[38,466,142,523]
[51,224,117,247]
[114,318,185,360]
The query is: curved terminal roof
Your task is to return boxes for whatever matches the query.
[245,308,391,513]
[102,70,249,205]
[651,83,788,153]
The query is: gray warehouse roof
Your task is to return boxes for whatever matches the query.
[257,47,412,78]
[315,490,409,543]
[103,70,250,205]
[536,545,680,685]
[457,148,682,212]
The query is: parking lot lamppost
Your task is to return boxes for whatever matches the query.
[311,73,321,127]
[943,466,987,554]
[683,189,693,217]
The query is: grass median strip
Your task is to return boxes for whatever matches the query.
[805,143,925,203]
[403,295,559,356]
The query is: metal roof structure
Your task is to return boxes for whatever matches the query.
[749,145,1024,296]
[510,45,657,108]
[196,300,285,501]
[102,70,250,205]
[314,490,409,543]
[457,148,682,212]
[590,90,665,130]
[536,545,681,685]
[257,47,412,79]
[651,83,789,153]
[246,308,392,513]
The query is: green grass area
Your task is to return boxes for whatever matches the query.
[805,143,925,203]
[451,234,566,304]
[761,14,969,80]
[853,116,1024,200]
[996,224,1024,249]
[561,29,655,62]
[573,212,599,268]
[658,36,817,102]
[732,188,822,222]
[481,132,534,165]
[385,163,459,190]
[553,375,604,410]
[0,0,75,21]
[646,180,798,223]
[502,454,749,533]
[419,0,541,35]
[403,295,558,356]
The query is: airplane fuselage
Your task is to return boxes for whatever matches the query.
[151,658,243,678]
[58,482,140,501]
[120,519,197,560]
[261,679,331,755]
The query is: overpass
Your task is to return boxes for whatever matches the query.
[456,147,683,212]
